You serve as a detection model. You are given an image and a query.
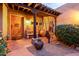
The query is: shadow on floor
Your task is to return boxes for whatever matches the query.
[26,45,55,56]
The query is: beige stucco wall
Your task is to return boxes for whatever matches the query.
[57,4,79,25]
[3,4,8,37]
[57,9,79,25]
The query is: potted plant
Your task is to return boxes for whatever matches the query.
[32,38,44,50]
[0,32,10,56]
[0,32,7,56]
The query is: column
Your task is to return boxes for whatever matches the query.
[32,10,37,38]
[54,16,57,35]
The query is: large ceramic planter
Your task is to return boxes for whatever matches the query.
[32,38,44,50]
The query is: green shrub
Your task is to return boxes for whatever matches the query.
[56,24,79,47]
[0,32,10,56]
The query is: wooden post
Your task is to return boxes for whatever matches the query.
[32,10,37,38]
[54,16,57,35]
[21,17,24,38]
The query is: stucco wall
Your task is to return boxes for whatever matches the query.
[8,9,55,36]
[3,4,8,37]
[0,4,2,32]
[57,3,79,25]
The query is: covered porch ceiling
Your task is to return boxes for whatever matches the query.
[6,3,61,17]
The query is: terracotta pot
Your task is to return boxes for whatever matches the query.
[40,30,46,37]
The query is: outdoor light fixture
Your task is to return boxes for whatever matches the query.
[25,20,31,25]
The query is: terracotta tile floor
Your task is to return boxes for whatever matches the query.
[7,40,79,56]
[7,34,57,51]
[7,35,79,56]
[7,36,56,51]
[7,37,52,56]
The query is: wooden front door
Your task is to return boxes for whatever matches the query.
[10,14,24,40]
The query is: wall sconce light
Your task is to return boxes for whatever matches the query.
[25,20,31,25]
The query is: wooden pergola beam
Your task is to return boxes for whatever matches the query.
[18,6,20,10]
[13,3,57,17]
[47,9,51,13]
[28,3,32,6]
[7,3,61,17]
[50,11,53,14]
[12,4,14,10]
[23,8,26,11]
[6,3,61,16]
[34,3,40,8]
[39,5,44,10]
[43,8,47,11]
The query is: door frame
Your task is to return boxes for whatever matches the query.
[9,14,24,39]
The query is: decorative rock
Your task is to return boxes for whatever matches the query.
[76,47,79,50]
[56,42,61,45]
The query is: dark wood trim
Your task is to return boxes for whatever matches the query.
[21,17,24,38]
[54,16,57,35]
